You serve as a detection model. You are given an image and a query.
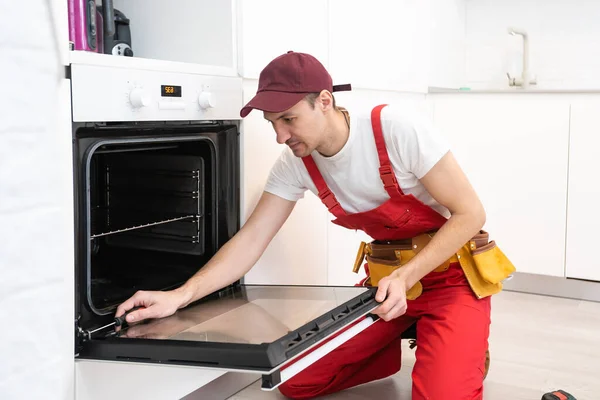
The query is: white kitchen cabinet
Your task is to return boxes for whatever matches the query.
[430,94,570,277]
[238,0,330,79]
[240,81,329,285]
[328,0,430,93]
[327,223,371,286]
[240,0,465,91]
[565,100,600,282]
[428,0,466,89]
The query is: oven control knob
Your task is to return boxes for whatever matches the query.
[129,88,150,108]
[198,92,215,110]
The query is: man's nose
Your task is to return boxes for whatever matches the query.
[275,128,290,145]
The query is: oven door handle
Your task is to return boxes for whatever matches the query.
[260,314,380,391]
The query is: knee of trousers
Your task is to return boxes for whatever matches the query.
[277,362,402,400]
[413,368,485,400]
[278,383,325,400]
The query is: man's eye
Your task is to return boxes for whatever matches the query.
[284,118,294,123]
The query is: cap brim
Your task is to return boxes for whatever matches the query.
[240,91,308,118]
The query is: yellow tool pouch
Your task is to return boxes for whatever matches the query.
[471,240,515,284]
[352,230,516,300]
[364,255,423,300]
[457,238,516,298]
[353,239,424,300]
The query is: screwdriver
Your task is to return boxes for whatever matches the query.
[114,306,143,327]
[541,390,576,400]
[87,306,144,338]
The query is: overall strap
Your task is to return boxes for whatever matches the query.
[371,104,404,198]
[301,156,347,218]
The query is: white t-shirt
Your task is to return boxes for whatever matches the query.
[264,103,451,218]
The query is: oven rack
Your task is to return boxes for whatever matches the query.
[116,230,200,244]
[106,186,200,199]
[106,166,201,179]
[90,210,197,240]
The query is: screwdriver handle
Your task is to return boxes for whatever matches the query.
[542,390,576,400]
[114,306,143,326]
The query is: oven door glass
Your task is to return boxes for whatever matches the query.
[78,284,379,388]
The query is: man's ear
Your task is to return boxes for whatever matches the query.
[318,90,334,111]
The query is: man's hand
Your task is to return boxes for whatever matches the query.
[114,289,191,330]
[373,271,410,321]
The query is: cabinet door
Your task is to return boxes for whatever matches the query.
[431,95,570,277]
[240,81,329,286]
[565,100,600,282]
[238,0,329,79]
[428,0,466,89]
[328,0,430,93]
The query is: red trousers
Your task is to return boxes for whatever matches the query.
[279,263,492,399]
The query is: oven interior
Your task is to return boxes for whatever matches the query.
[88,140,214,313]
[75,126,239,333]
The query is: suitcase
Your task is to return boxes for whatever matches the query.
[68,0,116,53]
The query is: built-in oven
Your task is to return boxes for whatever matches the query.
[69,60,380,392]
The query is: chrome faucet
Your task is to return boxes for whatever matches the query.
[507,27,537,88]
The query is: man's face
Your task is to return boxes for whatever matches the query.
[264,98,326,158]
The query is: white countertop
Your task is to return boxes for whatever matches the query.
[69,51,239,77]
[428,86,600,94]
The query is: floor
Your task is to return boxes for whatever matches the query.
[228,290,600,400]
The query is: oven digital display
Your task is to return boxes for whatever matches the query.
[161,85,182,97]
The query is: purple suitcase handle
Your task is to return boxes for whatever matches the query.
[102,0,115,38]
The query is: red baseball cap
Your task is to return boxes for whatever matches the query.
[240,51,351,118]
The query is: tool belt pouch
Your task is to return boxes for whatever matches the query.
[456,232,517,298]
[470,240,516,284]
[363,254,423,300]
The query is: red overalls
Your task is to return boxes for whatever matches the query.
[278,105,491,400]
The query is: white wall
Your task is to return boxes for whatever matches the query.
[0,1,74,399]
[112,0,236,68]
[465,0,600,90]
[238,0,330,80]
[327,0,431,93]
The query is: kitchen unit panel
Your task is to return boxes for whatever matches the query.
[431,94,570,277]
[565,100,600,282]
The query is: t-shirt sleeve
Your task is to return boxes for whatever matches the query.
[384,105,451,179]
[263,148,308,202]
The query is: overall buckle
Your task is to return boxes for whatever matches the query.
[379,165,398,188]
[319,188,340,212]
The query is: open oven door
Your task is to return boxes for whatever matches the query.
[77,284,379,391]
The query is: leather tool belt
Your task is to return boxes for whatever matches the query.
[353,230,516,300]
